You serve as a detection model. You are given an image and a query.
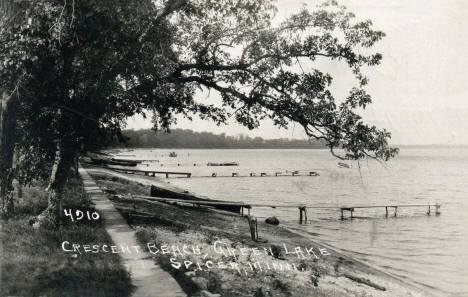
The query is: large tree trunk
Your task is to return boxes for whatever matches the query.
[0,91,16,218]
[33,144,77,229]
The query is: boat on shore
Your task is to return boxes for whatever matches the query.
[87,153,141,167]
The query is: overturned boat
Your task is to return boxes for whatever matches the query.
[89,156,140,167]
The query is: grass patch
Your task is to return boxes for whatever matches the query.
[1,175,133,297]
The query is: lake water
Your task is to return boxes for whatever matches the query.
[119,148,468,296]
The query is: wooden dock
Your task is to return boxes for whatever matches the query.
[132,194,441,222]
[89,163,320,179]
[106,166,192,178]
[194,171,319,178]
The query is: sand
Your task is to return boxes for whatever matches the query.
[85,167,435,297]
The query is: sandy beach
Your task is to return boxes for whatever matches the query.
[86,167,433,297]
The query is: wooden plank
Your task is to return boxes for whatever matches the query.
[248,203,440,209]
[127,195,441,215]
[110,167,191,176]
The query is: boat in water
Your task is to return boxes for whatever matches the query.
[207,162,239,166]
[338,162,351,168]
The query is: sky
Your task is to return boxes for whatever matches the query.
[127,0,468,145]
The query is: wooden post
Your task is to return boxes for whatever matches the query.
[427,205,431,215]
[129,193,136,210]
[299,207,307,224]
[385,206,388,217]
[340,208,344,220]
[247,216,258,241]
[144,172,148,176]
[165,173,169,178]
[350,208,354,219]
[255,218,258,240]
[435,203,441,215]
[394,206,398,217]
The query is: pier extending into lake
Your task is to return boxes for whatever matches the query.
[89,165,193,178]
[131,194,441,222]
[85,163,321,178]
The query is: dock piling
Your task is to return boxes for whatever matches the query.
[299,207,308,224]
[435,203,441,215]
[427,205,431,215]
[255,218,259,240]
[247,216,258,241]
[385,206,388,217]
[394,206,398,217]
[340,207,354,219]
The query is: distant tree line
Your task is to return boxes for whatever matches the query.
[117,129,327,149]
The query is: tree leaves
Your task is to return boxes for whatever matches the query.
[1,0,398,187]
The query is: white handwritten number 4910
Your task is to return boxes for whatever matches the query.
[64,209,100,222]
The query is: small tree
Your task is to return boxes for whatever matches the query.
[0,0,398,227]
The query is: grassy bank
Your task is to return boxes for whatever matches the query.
[89,169,427,297]
[0,175,133,297]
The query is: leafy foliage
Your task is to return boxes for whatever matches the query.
[0,0,398,185]
[119,128,326,149]
[164,0,398,160]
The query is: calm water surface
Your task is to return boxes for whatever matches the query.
[122,148,468,296]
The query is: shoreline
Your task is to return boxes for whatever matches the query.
[86,166,435,297]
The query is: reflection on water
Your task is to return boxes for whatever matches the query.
[124,148,468,296]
